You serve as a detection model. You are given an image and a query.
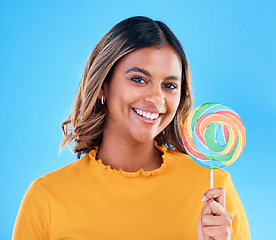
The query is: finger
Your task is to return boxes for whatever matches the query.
[201,214,231,227]
[201,199,226,216]
[202,225,232,240]
[197,215,205,240]
[201,188,225,207]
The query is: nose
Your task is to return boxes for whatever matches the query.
[143,85,165,106]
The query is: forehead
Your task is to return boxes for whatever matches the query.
[114,44,182,76]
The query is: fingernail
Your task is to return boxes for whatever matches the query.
[201,195,207,202]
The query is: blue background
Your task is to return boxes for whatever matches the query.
[1,0,275,239]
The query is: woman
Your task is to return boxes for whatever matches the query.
[13,16,250,239]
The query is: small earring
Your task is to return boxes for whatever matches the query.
[101,95,105,105]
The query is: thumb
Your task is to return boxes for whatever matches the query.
[197,215,205,240]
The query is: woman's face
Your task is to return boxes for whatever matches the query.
[103,43,182,143]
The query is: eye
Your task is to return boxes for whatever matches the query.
[163,83,178,89]
[131,77,146,84]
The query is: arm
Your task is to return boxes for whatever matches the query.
[12,180,50,240]
[223,173,251,239]
[197,173,250,240]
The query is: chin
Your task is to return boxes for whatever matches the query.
[132,136,155,144]
[130,131,160,144]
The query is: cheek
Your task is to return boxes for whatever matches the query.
[107,83,141,113]
[166,92,181,114]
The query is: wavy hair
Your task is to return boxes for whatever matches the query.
[60,16,193,158]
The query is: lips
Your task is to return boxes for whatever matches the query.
[133,108,159,120]
[132,107,165,124]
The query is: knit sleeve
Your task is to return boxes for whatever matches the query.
[12,180,50,240]
[223,173,251,240]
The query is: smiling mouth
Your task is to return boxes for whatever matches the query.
[133,108,161,120]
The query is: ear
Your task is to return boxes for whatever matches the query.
[97,83,107,100]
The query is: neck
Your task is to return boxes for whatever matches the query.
[97,133,163,172]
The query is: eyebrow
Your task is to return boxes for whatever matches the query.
[125,67,151,76]
[164,76,181,81]
[125,67,181,81]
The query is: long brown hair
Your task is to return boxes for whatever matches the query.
[60,16,193,158]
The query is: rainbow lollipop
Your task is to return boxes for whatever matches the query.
[182,103,246,188]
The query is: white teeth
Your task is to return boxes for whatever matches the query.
[134,108,159,120]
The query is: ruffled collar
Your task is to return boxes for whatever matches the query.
[88,142,169,177]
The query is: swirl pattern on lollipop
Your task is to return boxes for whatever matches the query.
[182,103,246,169]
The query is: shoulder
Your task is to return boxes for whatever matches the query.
[166,148,230,187]
[35,154,91,186]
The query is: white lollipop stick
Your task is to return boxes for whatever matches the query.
[210,169,213,189]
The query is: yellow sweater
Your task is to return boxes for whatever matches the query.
[13,143,250,239]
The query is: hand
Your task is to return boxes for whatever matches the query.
[197,188,232,240]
